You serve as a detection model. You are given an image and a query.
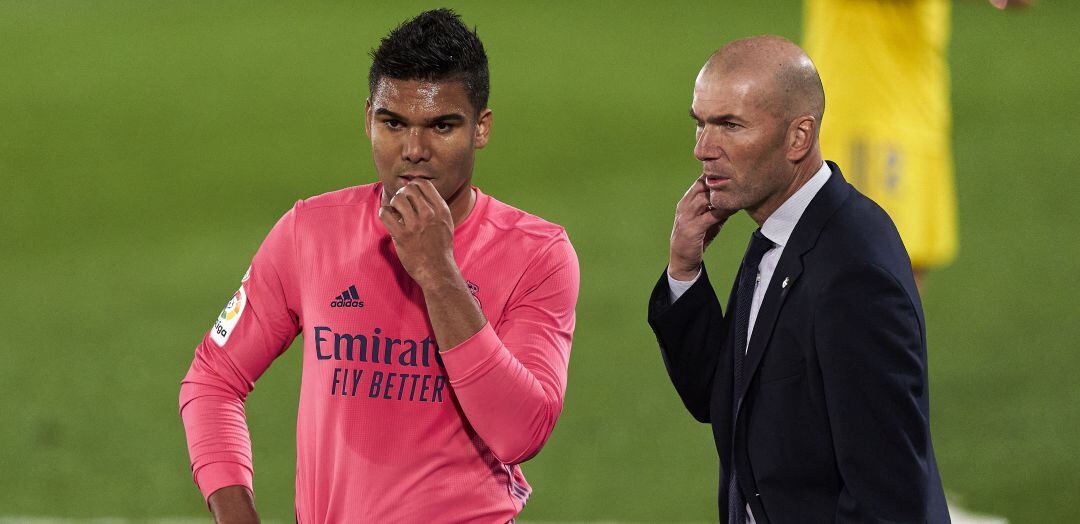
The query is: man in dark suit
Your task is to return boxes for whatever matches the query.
[648,36,950,523]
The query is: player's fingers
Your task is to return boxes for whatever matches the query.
[684,211,722,234]
[681,200,733,237]
[412,179,450,220]
[389,189,421,227]
[677,176,710,210]
[683,175,709,199]
[402,182,437,222]
[681,187,714,217]
[393,185,422,214]
[701,207,733,226]
[378,206,404,236]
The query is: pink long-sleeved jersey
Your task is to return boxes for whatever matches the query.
[179,183,578,522]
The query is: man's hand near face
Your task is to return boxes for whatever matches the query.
[379,180,458,287]
[668,176,735,281]
[378,179,487,350]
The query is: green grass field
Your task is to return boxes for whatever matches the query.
[2,1,1078,521]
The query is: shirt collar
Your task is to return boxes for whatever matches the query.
[760,161,831,248]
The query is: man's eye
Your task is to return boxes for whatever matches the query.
[434,122,453,132]
[722,121,740,130]
[384,120,402,129]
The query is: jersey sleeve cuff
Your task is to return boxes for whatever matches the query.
[439,322,502,385]
[194,461,254,505]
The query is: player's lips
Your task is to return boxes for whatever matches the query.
[398,174,434,182]
[703,175,730,188]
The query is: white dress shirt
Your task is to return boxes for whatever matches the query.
[666,161,832,522]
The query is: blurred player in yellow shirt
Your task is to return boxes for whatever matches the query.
[805,0,957,284]
[805,0,1028,286]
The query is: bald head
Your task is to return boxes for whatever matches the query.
[690,36,826,223]
[701,35,824,125]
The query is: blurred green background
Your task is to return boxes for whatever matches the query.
[2,1,1078,521]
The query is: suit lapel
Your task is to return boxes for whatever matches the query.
[738,162,852,402]
[739,253,803,400]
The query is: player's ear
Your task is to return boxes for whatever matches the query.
[786,115,815,162]
[363,98,373,140]
[474,108,492,149]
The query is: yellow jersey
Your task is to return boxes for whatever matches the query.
[805,0,958,269]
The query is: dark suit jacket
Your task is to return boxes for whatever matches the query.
[648,163,950,523]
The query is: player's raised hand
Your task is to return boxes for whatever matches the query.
[668,175,734,281]
[378,179,460,288]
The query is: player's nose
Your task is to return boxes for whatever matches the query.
[401,128,431,163]
[693,126,721,161]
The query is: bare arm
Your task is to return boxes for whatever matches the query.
[208,486,259,524]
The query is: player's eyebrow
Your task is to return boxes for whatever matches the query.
[690,108,744,125]
[373,108,465,126]
[374,108,407,121]
[428,113,465,125]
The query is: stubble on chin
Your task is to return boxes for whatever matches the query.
[708,188,740,214]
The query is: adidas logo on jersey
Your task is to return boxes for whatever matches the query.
[330,285,364,308]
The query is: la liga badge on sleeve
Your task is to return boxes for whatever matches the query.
[211,286,247,346]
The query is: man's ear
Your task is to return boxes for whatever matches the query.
[786,115,816,162]
[363,98,373,140]
[474,108,493,149]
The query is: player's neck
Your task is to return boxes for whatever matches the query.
[747,154,823,226]
[447,185,477,228]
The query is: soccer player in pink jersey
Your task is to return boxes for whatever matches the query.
[179,9,579,523]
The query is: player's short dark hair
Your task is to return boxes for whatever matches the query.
[368,9,489,114]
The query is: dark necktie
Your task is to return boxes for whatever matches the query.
[727,229,774,523]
